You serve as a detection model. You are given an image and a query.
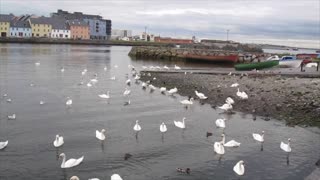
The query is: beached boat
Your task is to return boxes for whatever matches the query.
[185,54,238,63]
[279,56,302,68]
[234,60,279,71]
[266,55,280,61]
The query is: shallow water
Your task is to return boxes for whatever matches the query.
[0,44,319,180]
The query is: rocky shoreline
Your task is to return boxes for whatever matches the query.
[140,71,320,127]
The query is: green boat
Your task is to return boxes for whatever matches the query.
[234,60,279,71]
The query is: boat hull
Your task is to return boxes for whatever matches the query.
[185,54,238,63]
[234,60,279,71]
[279,59,302,68]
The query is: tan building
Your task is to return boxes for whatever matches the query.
[0,14,14,37]
[67,20,90,40]
[29,17,52,37]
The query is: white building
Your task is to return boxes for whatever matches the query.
[9,20,32,38]
[140,32,155,42]
[50,18,70,39]
[111,29,132,40]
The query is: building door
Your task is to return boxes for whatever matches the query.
[1,32,7,37]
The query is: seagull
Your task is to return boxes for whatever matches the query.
[230,83,239,87]
[98,92,110,99]
[111,174,123,180]
[0,140,8,150]
[174,65,181,70]
[59,153,84,169]
[215,118,226,128]
[167,87,178,95]
[195,90,208,99]
[53,134,64,148]
[225,97,235,105]
[96,129,106,141]
[213,141,225,155]
[233,160,245,176]
[180,97,194,105]
[66,98,72,106]
[69,176,80,180]
[133,120,142,132]
[253,131,265,142]
[218,103,232,111]
[174,117,186,129]
[123,88,131,96]
[160,122,167,133]
[280,138,292,153]
[221,134,241,147]
[8,114,16,120]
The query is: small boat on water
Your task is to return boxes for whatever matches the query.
[234,60,279,71]
[279,56,302,68]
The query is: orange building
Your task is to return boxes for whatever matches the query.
[67,20,90,40]
[154,37,193,44]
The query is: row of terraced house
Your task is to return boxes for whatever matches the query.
[0,9,111,40]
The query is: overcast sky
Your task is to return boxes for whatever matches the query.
[1,0,319,48]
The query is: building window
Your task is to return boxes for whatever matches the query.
[5,27,7,30]
[38,29,40,32]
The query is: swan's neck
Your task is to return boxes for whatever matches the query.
[61,155,66,167]
[222,136,225,144]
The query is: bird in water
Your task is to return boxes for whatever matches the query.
[53,134,64,148]
[233,160,245,176]
[176,168,191,174]
[280,138,292,153]
[124,153,132,160]
[160,122,167,133]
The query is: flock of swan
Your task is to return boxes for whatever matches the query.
[0,62,293,180]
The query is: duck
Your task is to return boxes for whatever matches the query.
[221,134,241,147]
[98,92,110,99]
[218,103,232,111]
[96,129,106,141]
[230,83,239,87]
[174,65,181,70]
[123,88,131,96]
[213,141,225,155]
[195,90,208,100]
[280,138,292,153]
[111,174,123,180]
[0,140,8,150]
[66,98,72,106]
[53,134,64,148]
[160,122,167,133]
[174,117,186,129]
[233,160,245,176]
[8,114,16,120]
[133,120,142,132]
[225,97,235,105]
[59,153,84,169]
[167,87,178,95]
[180,97,194,105]
[160,87,166,93]
[252,131,264,142]
[215,118,226,128]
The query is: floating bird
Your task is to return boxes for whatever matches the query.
[237,88,248,99]
[110,76,116,80]
[141,82,147,89]
[126,79,131,85]
[225,97,235,105]
[81,71,86,76]
[69,176,80,180]
[59,153,84,169]
[280,138,292,153]
[214,141,225,155]
[66,98,72,106]
[221,134,241,147]
[174,65,181,70]
[228,72,232,76]
[133,120,142,132]
[3,94,7,97]
[114,65,118,68]
[40,100,45,105]
[134,75,140,80]
[87,82,92,87]
[7,114,16,120]
[53,134,64,148]
[96,129,106,141]
[98,92,110,99]
[6,98,12,103]
[233,160,245,176]
[149,84,157,91]
[0,140,8,150]
[111,174,123,180]
[90,78,98,83]
[215,118,226,128]
[174,117,186,129]
[104,66,107,71]
[35,62,40,66]
[176,168,191,174]
[195,90,208,99]
[252,131,265,142]
[180,97,194,105]
[218,103,232,111]
[61,67,65,72]
[160,122,167,133]
[230,83,239,87]
[160,87,166,93]
[163,66,169,70]
[123,88,131,96]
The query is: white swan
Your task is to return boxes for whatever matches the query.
[252,131,264,142]
[280,138,292,153]
[221,134,241,147]
[195,90,208,99]
[149,84,157,91]
[0,140,8,150]
[123,88,131,96]
[163,66,169,70]
[111,174,123,180]
[66,98,72,106]
[215,118,226,128]
[237,88,248,99]
[174,65,181,70]
[59,153,84,168]
[126,79,131,85]
[167,87,178,95]
[96,129,106,141]
[230,83,239,87]
[69,176,80,180]
[53,134,64,148]
[160,122,167,133]
[141,82,147,88]
[8,114,16,120]
[233,160,245,176]
[174,117,186,129]
[218,103,232,111]
[180,98,194,105]
[87,82,92,87]
[98,92,110,99]
[134,75,140,80]
[90,78,98,83]
[160,87,166,93]
[225,97,235,105]
[214,142,225,155]
[6,98,11,103]
[61,67,65,72]
[133,120,141,132]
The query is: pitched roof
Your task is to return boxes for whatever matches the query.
[29,17,52,25]
[10,20,31,28]
[0,14,14,22]
[50,18,68,30]
[67,19,89,27]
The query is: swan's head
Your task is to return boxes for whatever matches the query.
[70,176,80,180]
[262,131,265,134]
[161,122,165,125]
[101,129,106,133]
[190,97,194,101]
[56,134,59,138]
[182,117,186,121]
[59,153,65,158]
[239,160,245,166]
[221,134,225,137]
[136,120,139,123]
[288,138,291,142]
